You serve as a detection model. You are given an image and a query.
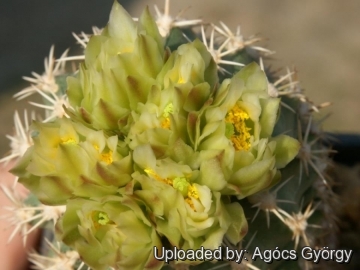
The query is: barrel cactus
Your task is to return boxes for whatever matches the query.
[1,1,340,269]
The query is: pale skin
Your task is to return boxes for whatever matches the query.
[0,162,39,270]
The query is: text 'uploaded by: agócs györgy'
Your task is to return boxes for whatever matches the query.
[153,246,353,264]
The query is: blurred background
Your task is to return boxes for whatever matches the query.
[1,0,360,155]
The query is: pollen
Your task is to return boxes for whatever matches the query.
[188,184,199,199]
[100,151,113,164]
[93,144,113,164]
[185,185,199,211]
[161,117,171,129]
[185,198,195,210]
[60,137,76,145]
[145,168,199,210]
[161,103,174,129]
[145,168,173,185]
[225,104,251,151]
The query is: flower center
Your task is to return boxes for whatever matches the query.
[161,118,171,129]
[100,152,113,164]
[161,103,174,129]
[144,168,198,210]
[91,211,113,229]
[93,144,113,164]
[177,75,186,84]
[60,137,76,145]
[98,212,110,225]
[225,104,251,151]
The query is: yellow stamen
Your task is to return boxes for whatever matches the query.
[225,104,251,151]
[145,168,173,185]
[145,168,199,211]
[161,117,171,129]
[100,151,113,164]
[188,184,199,199]
[185,198,195,210]
[185,184,199,211]
[93,144,113,164]
[60,137,76,144]
[161,103,174,129]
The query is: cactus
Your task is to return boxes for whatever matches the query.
[1,1,340,269]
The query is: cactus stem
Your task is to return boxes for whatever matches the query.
[297,117,331,186]
[249,176,295,227]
